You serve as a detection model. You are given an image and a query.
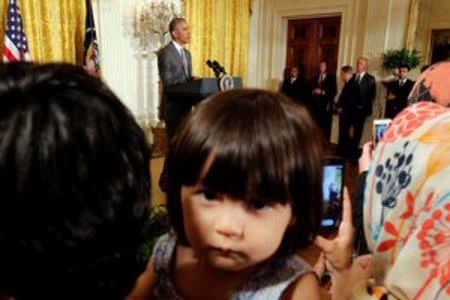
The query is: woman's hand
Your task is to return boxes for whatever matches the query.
[315,188,354,271]
[359,142,373,174]
[329,255,373,300]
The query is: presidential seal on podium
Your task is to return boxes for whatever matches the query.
[219,74,234,91]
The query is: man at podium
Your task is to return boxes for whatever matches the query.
[157,17,194,191]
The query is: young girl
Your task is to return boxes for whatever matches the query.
[130,89,325,299]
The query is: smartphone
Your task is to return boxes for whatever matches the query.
[320,158,345,234]
[373,119,392,147]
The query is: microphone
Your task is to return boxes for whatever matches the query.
[212,60,226,74]
[206,59,221,78]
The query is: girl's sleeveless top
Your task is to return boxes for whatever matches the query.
[151,233,313,299]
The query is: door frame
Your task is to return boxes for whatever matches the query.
[265,2,364,90]
[285,16,342,81]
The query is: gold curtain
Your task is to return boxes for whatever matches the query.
[0,0,86,64]
[405,0,421,50]
[182,0,252,83]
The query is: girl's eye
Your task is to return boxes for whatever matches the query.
[248,198,269,211]
[199,190,218,202]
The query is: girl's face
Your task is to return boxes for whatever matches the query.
[181,185,294,272]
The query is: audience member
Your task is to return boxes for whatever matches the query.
[408,61,450,107]
[384,64,414,119]
[317,101,450,299]
[0,63,151,300]
[420,64,430,73]
[130,89,325,299]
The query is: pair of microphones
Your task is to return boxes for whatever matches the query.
[206,60,226,78]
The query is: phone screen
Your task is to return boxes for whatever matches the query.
[373,119,392,146]
[321,160,344,233]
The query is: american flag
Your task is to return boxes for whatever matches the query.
[2,0,31,62]
[83,0,100,76]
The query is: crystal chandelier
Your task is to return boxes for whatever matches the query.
[137,0,180,51]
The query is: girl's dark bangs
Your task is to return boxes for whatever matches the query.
[200,139,290,204]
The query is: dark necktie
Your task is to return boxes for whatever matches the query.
[180,49,189,76]
[399,80,404,87]
[356,74,362,84]
[319,75,324,85]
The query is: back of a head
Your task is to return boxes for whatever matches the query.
[0,63,151,299]
[167,89,324,255]
[408,61,450,107]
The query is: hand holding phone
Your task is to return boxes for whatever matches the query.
[315,187,354,270]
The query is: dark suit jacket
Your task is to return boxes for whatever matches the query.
[157,42,193,124]
[385,79,414,119]
[352,73,376,116]
[281,77,308,102]
[311,73,337,112]
[336,79,361,116]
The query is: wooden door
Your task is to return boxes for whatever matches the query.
[286,16,341,80]
[430,29,450,64]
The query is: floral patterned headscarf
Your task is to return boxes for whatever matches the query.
[408,61,450,107]
[363,102,450,299]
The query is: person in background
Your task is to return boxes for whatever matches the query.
[311,60,337,140]
[384,64,414,119]
[420,64,430,73]
[281,66,308,105]
[335,65,358,157]
[316,101,450,299]
[0,63,151,300]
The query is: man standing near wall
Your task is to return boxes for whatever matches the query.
[311,60,337,141]
[349,57,376,156]
[280,66,308,104]
[384,64,414,119]
[157,17,193,191]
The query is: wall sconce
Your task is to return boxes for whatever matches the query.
[137,0,180,52]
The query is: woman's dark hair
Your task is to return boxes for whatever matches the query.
[0,63,151,299]
[166,89,324,255]
[420,64,430,73]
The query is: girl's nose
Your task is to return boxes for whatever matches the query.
[214,202,245,239]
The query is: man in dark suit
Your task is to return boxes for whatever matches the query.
[280,66,308,104]
[157,17,193,191]
[336,65,359,156]
[384,64,414,119]
[349,57,376,155]
[311,60,337,140]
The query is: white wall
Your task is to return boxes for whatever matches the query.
[248,0,411,144]
[248,0,411,87]
[93,0,181,127]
